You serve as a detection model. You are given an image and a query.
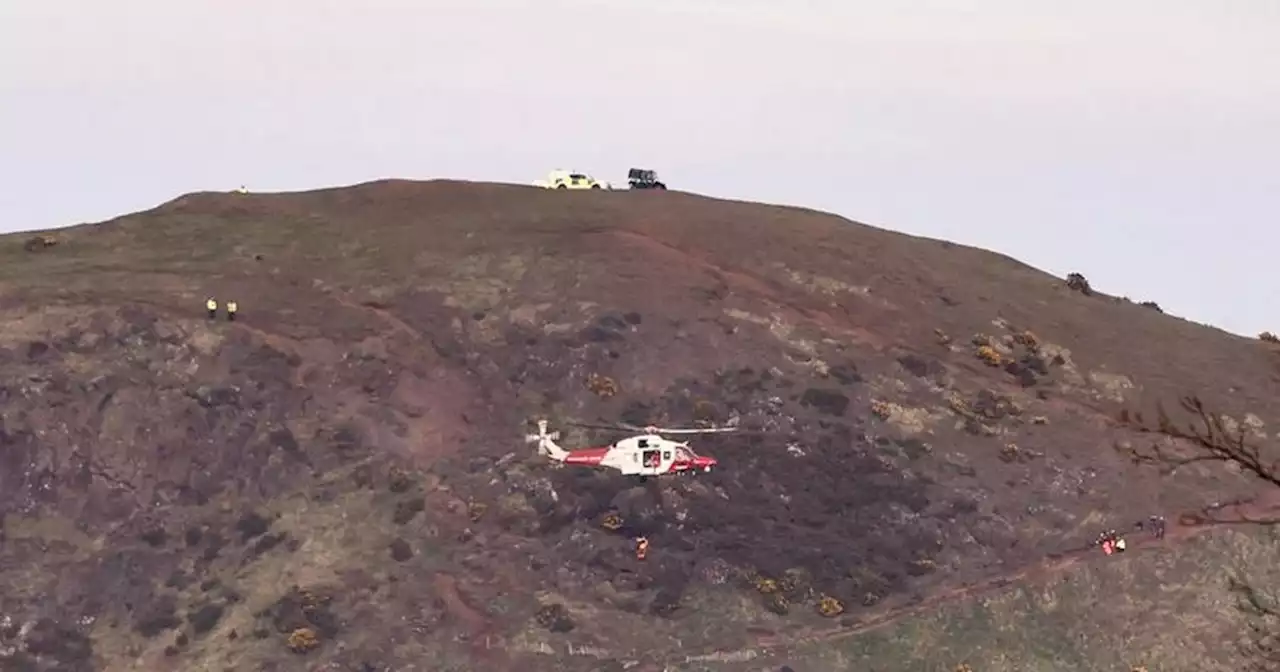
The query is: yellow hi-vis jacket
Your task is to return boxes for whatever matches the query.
[227,301,238,313]
[206,298,217,311]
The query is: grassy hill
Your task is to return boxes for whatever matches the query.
[1,179,1278,671]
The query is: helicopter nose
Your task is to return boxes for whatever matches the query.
[695,456,717,472]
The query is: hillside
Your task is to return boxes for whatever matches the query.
[1,179,1278,672]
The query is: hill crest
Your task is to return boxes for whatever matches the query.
[1,179,1277,671]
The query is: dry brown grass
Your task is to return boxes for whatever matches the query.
[1011,329,1039,350]
[287,627,319,654]
[817,595,844,617]
[586,373,619,397]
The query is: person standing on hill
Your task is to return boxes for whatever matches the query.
[206,297,218,320]
[1135,515,1167,540]
[1148,515,1166,540]
[226,300,238,322]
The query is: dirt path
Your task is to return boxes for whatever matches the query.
[668,490,1280,666]
[605,229,888,351]
[308,280,429,342]
[433,573,526,669]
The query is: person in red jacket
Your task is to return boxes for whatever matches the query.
[1096,529,1124,555]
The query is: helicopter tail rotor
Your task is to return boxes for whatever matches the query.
[525,419,567,460]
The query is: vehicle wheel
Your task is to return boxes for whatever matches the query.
[656,183,667,190]
[557,184,567,189]
[591,184,601,189]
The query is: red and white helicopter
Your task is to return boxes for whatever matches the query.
[525,419,734,480]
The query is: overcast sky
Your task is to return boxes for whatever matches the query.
[2,0,1276,335]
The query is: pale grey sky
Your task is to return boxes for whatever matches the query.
[2,1,1276,335]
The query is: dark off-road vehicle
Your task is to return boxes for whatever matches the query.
[627,168,666,190]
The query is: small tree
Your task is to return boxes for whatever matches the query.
[1117,395,1280,669]
[1117,396,1280,491]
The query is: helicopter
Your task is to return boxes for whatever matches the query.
[524,419,735,480]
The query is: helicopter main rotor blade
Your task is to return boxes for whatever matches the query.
[565,421,633,431]
[645,426,739,434]
[566,420,751,435]
[568,420,671,433]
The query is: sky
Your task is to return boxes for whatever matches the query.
[2,0,1277,335]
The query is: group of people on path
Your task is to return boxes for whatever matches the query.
[1096,514,1166,556]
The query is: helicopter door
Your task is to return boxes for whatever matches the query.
[642,449,661,469]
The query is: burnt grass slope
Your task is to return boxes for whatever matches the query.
[1,179,1278,671]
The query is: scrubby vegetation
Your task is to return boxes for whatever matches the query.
[1066,272,1092,295]
[587,372,620,397]
[3,180,1276,670]
[975,344,1002,366]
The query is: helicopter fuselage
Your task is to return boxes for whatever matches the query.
[565,434,717,477]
